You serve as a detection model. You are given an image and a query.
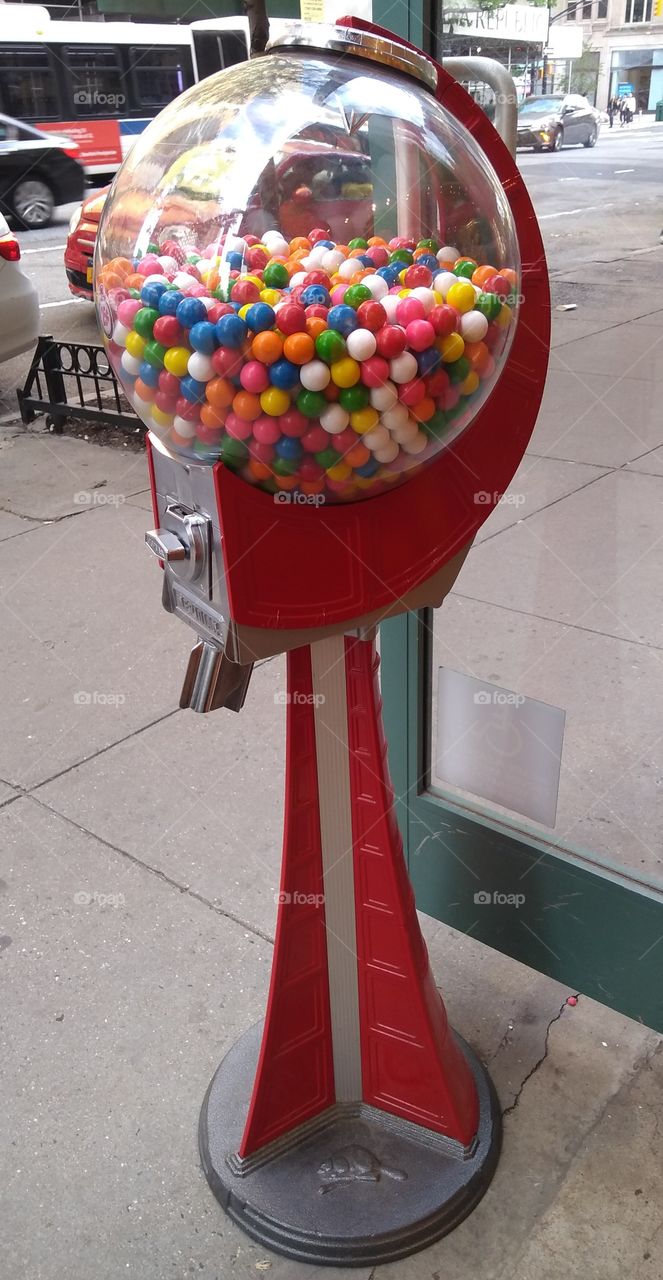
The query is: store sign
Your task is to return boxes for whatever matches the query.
[37,120,122,169]
[441,4,548,42]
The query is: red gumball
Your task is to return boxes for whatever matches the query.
[360,356,390,388]
[155,391,177,414]
[308,228,331,244]
[278,304,307,334]
[231,279,260,305]
[300,457,325,480]
[160,239,186,265]
[334,427,360,454]
[279,408,308,437]
[399,377,426,406]
[356,300,387,332]
[303,270,329,288]
[244,234,260,247]
[366,246,389,268]
[153,315,184,346]
[484,274,510,298]
[249,440,276,463]
[430,304,459,337]
[175,397,201,421]
[301,425,329,453]
[404,264,433,289]
[441,385,461,411]
[158,370,181,398]
[323,381,340,401]
[208,302,233,324]
[182,264,202,281]
[483,324,501,351]
[426,368,450,398]
[246,246,269,271]
[196,421,224,445]
[212,346,243,377]
[376,324,407,359]
[305,304,329,320]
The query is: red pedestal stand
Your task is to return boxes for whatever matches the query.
[199,635,500,1265]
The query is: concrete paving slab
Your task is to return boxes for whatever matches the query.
[454,469,663,650]
[549,326,663,380]
[0,796,372,1280]
[505,1045,663,1280]
[430,593,663,876]
[0,423,149,521]
[0,500,192,788]
[624,446,663,476]
[0,779,18,806]
[0,509,41,542]
[35,655,287,939]
[476,457,608,545]
[530,371,663,467]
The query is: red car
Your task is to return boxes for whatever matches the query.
[65,187,108,299]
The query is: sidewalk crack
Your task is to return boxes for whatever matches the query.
[502,996,579,1117]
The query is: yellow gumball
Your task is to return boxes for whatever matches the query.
[164,346,191,377]
[350,407,379,434]
[151,405,174,427]
[260,288,281,306]
[238,303,252,321]
[439,333,465,363]
[460,371,480,396]
[446,281,476,314]
[330,357,361,388]
[495,303,512,330]
[327,461,352,482]
[260,387,290,416]
[125,331,146,359]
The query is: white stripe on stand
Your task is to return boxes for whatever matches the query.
[310,635,362,1102]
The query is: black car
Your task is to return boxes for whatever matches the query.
[517,94,600,153]
[0,114,84,229]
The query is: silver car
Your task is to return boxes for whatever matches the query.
[517,94,600,152]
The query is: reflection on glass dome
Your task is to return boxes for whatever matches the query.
[95,45,520,504]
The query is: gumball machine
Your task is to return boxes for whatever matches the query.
[95,20,549,1265]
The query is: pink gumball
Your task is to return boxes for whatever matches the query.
[225,412,253,440]
[396,297,425,326]
[399,378,426,406]
[240,361,270,394]
[249,440,275,463]
[360,356,390,388]
[136,255,160,277]
[117,299,142,327]
[405,319,435,352]
[253,416,281,444]
[366,246,389,268]
[331,284,348,305]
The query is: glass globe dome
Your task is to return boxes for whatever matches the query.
[95,28,520,504]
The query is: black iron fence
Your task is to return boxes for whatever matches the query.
[17,336,140,435]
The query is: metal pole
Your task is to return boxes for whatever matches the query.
[441,56,519,156]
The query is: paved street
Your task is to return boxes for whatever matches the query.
[1,117,662,1280]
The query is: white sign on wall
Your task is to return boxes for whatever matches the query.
[441,4,549,43]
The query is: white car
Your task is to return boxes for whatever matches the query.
[0,212,39,362]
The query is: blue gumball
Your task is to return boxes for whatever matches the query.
[417,347,441,376]
[275,436,303,461]
[138,360,160,388]
[245,302,276,333]
[270,358,300,390]
[355,457,380,478]
[301,285,331,307]
[215,313,247,348]
[327,305,359,337]
[158,289,184,316]
[140,282,167,308]
[179,375,207,403]
[417,253,439,273]
[175,297,207,329]
[226,251,244,272]
[189,321,218,355]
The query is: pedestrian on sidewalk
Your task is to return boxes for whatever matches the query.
[607,96,618,128]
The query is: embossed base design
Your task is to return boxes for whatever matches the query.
[199,1022,501,1266]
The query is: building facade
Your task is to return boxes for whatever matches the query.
[553,0,663,111]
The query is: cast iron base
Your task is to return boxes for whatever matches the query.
[199,1022,501,1266]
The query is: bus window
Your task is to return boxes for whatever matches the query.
[192,30,248,80]
[129,47,192,108]
[0,47,59,120]
[64,45,125,117]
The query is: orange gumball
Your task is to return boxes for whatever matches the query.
[252,331,283,364]
[232,390,262,421]
[249,459,274,481]
[134,378,155,402]
[411,397,436,423]
[300,478,325,495]
[501,268,518,286]
[367,236,387,247]
[344,442,370,468]
[283,333,315,365]
[200,403,227,430]
[206,377,234,410]
[454,256,477,269]
[289,237,311,254]
[125,273,146,291]
[275,474,297,491]
[306,317,328,341]
[471,265,497,288]
[464,341,492,377]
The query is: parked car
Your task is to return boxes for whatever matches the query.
[517,95,600,152]
[0,114,85,229]
[65,187,109,299]
[0,213,39,362]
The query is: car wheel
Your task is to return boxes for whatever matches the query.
[533,144,543,152]
[11,178,55,229]
[584,126,598,148]
[549,128,563,152]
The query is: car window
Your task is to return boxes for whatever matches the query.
[519,98,561,114]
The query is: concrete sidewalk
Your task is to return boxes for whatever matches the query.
[1,247,663,1277]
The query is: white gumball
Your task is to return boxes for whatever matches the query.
[437,245,460,265]
[369,381,398,411]
[199,296,217,313]
[373,439,400,464]
[401,431,428,454]
[225,235,246,254]
[322,249,345,273]
[290,271,307,288]
[320,404,350,434]
[172,415,197,438]
[307,246,327,267]
[460,311,489,343]
[173,271,195,289]
[433,272,459,299]
[389,352,418,384]
[338,258,359,281]
[346,328,377,361]
[121,351,142,377]
[112,322,130,346]
[409,287,435,315]
[362,273,389,301]
[380,294,400,322]
[300,360,331,392]
[381,402,409,429]
[158,255,178,275]
[187,353,214,382]
[362,425,391,451]
[391,418,419,444]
